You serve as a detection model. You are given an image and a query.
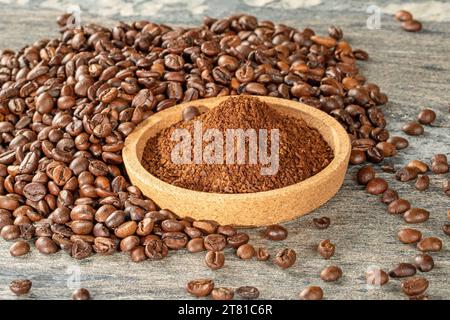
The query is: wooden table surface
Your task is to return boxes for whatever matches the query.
[0,0,448,300]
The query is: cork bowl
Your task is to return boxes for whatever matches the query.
[123,96,351,227]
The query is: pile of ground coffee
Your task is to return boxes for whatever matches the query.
[142,96,334,193]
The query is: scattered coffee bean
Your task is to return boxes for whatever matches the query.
[415,175,430,191]
[318,239,335,259]
[35,236,59,254]
[387,136,409,150]
[357,165,376,185]
[401,20,422,32]
[431,154,449,174]
[320,265,342,282]
[395,10,413,21]
[366,268,389,286]
[388,199,411,214]
[205,250,225,270]
[236,286,259,300]
[186,238,205,253]
[381,189,399,204]
[1,225,20,240]
[130,246,147,263]
[237,244,256,260]
[274,248,296,269]
[299,286,323,300]
[204,234,227,251]
[313,216,331,229]
[186,279,214,297]
[10,240,30,257]
[10,279,32,295]
[144,239,168,260]
[263,224,287,241]
[376,142,397,157]
[417,237,442,252]
[255,247,270,261]
[227,232,249,248]
[402,121,424,136]
[404,208,430,224]
[401,277,429,296]
[414,254,434,272]
[72,288,91,300]
[211,287,234,300]
[388,263,416,278]
[395,167,418,182]
[365,178,388,195]
[417,109,436,125]
[349,149,366,165]
[407,160,429,173]
[397,228,422,244]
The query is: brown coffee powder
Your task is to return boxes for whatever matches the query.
[142,96,333,193]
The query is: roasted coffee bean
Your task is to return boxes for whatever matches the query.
[387,199,411,214]
[263,224,287,241]
[72,288,91,300]
[417,237,442,252]
[366,147,384,163]
[365,178,388,195]
[236,244,255,260]
[366,268,389,286]
[402,121,424,136]
[182,106,200,121]
[417,109,436,125]
[376,142,396,157]
[23,182,46,201]
[187,238,205,253]
[217,225,236,237]
[9,240,30,257]
[211,287,234,300]
[130,246,147,263]
[71,239,92,259]
[145,239,168,260]
[161,219,185,232]
[381,164,396,173]
[227,232,249,248]
[357,165,375,185]
[349,149,366,164]
[395,10,413,21]
[388,263,417,278]
[381,189,399,204]
[115,221,138,239]
[320,265,342,282]
[162,232,188,249]
[35,236,59,254]
[205,250,225,270]
[444,224,450,236]
[404,208,430,224]
[192,220,218,234]
[274,248,296,269]
[105,210,126,229]
[431,154,449,174]
[186,279,214,297]
[204,233,227,251]
[415,175,430,191]
[328,25,343,40]
[414,253,434,272]
[93,237,116,255]
[236,286,259,300]
[401,20,422,32]
[401,277,428,296]
[313,216,331,229]
[395,167,418,182]
[10,279,32,295]
[397,228,422,244]
[318,239,335,259]
[299,286,323,300]
[387,136,409,150]
[255,247,270,261]
[1,225,21,240]
[119,236,140,252]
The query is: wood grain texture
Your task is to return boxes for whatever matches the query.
[0,0,449,300]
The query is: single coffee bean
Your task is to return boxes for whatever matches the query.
[217,225,236,237]
[192,220,218,234]
[415,175,430,191]
[10,240,30,257]
[35,236,59,254]
[71,239,92,259]
[365,178,388,195]
[395,167,418,182]
[145,239,168,260]
[227,232,249,248]
[161,219,185,232]
[397,228,422,244]
[205,250,225,270]
[357,165,375,185]
[187,238,205,253]
[366,147,384,163]
[313,216,331,229]
[119,235,140,252]
[414,253,434,272]
[395,10,413,21]
[236,286,259,300]
[10,279,32,295]
[402,121,424,135]
[349,149,366,164]
[72,288,91,300]
[182,106,200,121]
[388,263,417,278]
[186,279,214,297]
[114,221,138,239]
[407,160,429,173]
[366,268,389,286]
[204,233,227,251]
[236,244,256,260]
[401,20,422,32]
[23,182,46,201]
[404,208,430,224]
[299,286,323,300]
[387,199,411,214]
[401,277,429,296]
[318,239,335,259]
[417,237,442,252]
[263,224,287,241]
[417,109,436,125]
[381,189,399,204]
[1,224,21,240]
[130,246,147,263]
[387,136,409,150]
[376,142,397,157]
[320,265,342,282]
[162,232,188,249]
[211,287,234,300]
[273,248,296,269]
[431,154,449,174]
[255,247,270,261]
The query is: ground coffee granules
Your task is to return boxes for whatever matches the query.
[142,96,334,193]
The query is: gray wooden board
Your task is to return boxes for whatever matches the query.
[0,0,448,300]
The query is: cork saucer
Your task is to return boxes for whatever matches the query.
[123,96,351,227]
